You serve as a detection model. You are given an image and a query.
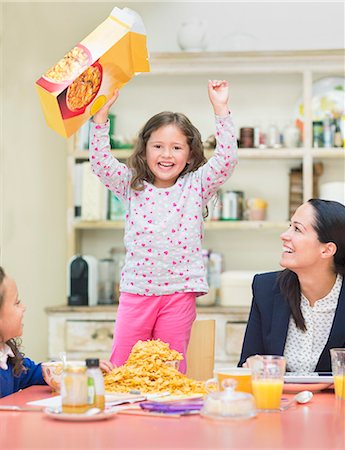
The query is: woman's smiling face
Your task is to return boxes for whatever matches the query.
[145,124,191,188]
[279,202,326,272]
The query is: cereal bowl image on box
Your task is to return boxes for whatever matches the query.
[58,61,103,119]
[41,361,64,393]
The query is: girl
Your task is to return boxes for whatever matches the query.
[90,80,238,372]
[0,266,46,397]
[239,199,345,372]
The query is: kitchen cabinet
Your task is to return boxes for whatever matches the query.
[45,305,249,367]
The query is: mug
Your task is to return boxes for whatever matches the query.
[205,367,252,394]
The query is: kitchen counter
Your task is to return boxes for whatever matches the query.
[45,304,250,366]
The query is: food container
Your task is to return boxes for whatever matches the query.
[201,379,256,420]
[36,7,150,137]
[221,191,244,220]
[61,362,88,414]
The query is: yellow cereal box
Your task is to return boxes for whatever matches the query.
[36,7,150,138]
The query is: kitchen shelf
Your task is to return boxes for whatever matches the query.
[72,147,344,161]
[73,219,289,231]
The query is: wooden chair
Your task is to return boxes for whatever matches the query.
[186,319,215,381]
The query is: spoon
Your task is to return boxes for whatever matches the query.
[280,390,313,411]
[59,351,67,367]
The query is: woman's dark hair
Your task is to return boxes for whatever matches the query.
[128,111,207,191]
[278,199,345,331]
[0,266,25,375]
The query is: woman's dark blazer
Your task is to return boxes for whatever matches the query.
[238,271,345,372]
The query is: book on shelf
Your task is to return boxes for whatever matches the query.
[80,162,108,221]
[73,162,125,221]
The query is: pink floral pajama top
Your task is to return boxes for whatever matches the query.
[89,114,238,296]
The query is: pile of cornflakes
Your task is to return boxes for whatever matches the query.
[104,339,206,395]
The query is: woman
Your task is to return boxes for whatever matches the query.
[239,199,345,372]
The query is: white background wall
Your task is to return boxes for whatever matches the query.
[1,1,344,360]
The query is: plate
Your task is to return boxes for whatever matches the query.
[283,383,333,394]
[295,76,345,121]
[44,407,116,422]
[284,373,333,383]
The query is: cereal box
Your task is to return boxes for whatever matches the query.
[36,7,150,138]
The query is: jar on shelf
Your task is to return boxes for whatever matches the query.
[239,127,254,148]
[312,121,324,148]
[283,123,301,148]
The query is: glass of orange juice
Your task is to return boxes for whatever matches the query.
[330,348,345,400]
[247,355,286,412]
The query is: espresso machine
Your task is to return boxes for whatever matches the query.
[67,255,98,306]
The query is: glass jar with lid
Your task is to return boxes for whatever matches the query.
[201,379,256,420]
[61,361,88,414]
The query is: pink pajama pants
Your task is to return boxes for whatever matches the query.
[110,292,197,373]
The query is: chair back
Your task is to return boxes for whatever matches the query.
[186,319,215,381]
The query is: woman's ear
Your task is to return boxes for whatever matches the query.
[321,242,337,259]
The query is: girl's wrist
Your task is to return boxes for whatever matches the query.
[93,114,109,125]
[213,105,229,117]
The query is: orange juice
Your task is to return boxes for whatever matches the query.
[334,375,345,399]
[252,378,283,410]
[216,368,252,393]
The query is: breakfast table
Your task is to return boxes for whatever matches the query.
[0,386,344,449]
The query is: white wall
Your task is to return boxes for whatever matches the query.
[1,1,344,361]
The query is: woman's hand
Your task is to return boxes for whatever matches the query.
[208,80,229,117]
[93,89,119,124]
[99,359,114,373]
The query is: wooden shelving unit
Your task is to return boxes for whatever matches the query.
[67,49,344,259]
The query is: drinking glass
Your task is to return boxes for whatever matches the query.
[330,348,345,400]
[247,355,286,412]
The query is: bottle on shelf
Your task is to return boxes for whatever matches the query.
[86,358,105,411]
[323,114,332,148]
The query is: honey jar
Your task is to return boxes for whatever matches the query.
[61,362,88,414]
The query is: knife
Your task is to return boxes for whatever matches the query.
[0,405,43,412]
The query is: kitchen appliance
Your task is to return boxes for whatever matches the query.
[67,255,98,306]
[98,258,116,305]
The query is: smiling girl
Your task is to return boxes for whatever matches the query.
[89,80,238,372]
[0,267,46,398]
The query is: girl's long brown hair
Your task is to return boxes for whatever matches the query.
[278,199,345,331]
[128,111,207,191]
[0,267,25,376]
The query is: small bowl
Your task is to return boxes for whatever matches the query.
[41,361,64,393]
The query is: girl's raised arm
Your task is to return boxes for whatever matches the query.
[208,80,229,117]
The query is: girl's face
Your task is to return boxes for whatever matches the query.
[279,202,329,273]
[0,276,25,342]
[145,124,191,188]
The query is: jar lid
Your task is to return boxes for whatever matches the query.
[64,361,86,373]
[85,358,100,368]
[201,379,256,420]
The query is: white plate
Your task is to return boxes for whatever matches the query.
[44,407,116,422]
[295,76,345,121]
[284,373,333,383]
